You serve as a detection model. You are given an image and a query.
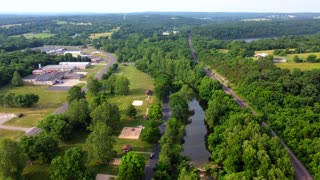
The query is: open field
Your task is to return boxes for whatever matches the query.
[23,164,50,180]
[109,65,155,116]
[0,23,22,28]
[11,33,55,39]
[0,85,67,127]
[114,138,153,156]
[54,20,67,25]
[287,52,320,59]
[90,32,113,39]
[0,129,23,141]
[276,62,320,71]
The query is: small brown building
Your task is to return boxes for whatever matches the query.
[145,89,152,96]
[122,144,132,153]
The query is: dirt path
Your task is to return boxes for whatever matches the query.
[0,113,29,132]
[188,33,313,180]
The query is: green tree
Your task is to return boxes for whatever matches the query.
[115,76,130,95]
[148,104,163,120]
[155,75,171,101]
[199,77,221,101]
[86,122,116,164]
[306,54,317,63]
[38,114,72,141]
[13,93,39,108]
[118,152,146,180]
[126,103,137,118]
[141,120,161,144]
[11,71,22,87]
[178,167,198,180]
[0,139,26,180]
[19,134,59,164]
[87,78,102,96]
[51,147,93,180]
[64,99,90,129]
[293,55,302,63]
[67,86,85,103]
[90,102,120,130]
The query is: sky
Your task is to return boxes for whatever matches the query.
[1,0,320,13]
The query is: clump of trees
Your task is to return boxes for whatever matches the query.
[118,152,146,180]
[0,139,26,180]
[0,92,39,108]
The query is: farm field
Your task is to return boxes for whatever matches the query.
[275,62,320,71]
[287,52,320,59]
[54,20,67,25]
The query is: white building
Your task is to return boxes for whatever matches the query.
[42,65,76,73]
[59,62,91,70]
[255,53,268,58]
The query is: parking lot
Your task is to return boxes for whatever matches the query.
[48,79,85,91]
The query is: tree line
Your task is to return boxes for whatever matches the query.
[194,35,320,178]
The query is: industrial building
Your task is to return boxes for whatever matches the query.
[42,65,76,73]
[59,62,91,69]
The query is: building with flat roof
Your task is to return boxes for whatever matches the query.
[42,65,76,73]
[59,62,90,69]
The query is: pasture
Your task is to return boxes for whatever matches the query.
[276,62,320,71]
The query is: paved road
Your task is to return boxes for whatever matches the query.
[188,33,313,180]
[144,98,171,180]
[53,51,117,114]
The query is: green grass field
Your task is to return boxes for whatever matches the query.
[11,33,55,39]
[276,62,320,71]
[0,85,67,127]
[0,129,24,141]
[54,20,68,25]
[287,52,320,59]
[109,65,155,116]
[0,23,22,28]
[89,32,113,39]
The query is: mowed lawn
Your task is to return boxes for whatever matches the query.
[276,62,320,71]
[0,129,24,141]
[11,33,55,39]
[109,65,155,118]
[89,32,113,39]
[287,52,320,59]
[0,85,67,127]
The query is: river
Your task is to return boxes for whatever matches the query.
[182,99,211,167]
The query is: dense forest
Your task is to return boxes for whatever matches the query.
[193,34,320,178]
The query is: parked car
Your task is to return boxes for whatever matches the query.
[16,113,23,118]
[150,153,155,159]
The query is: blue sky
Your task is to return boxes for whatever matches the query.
[2,0,320,13]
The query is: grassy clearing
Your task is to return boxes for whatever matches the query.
[114,138,153,156]
[218,49,229,53]
[54,20,67,25]
[11,33,55,39]
[23,164,50,180]
[0,129,23,141]
[276,62,320,71]
[0,23,22,28]
[109,65,155,116]
[287,52,320,59]
[90,32,113,39]
[255,50,275,55]
[0,85,67,127]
